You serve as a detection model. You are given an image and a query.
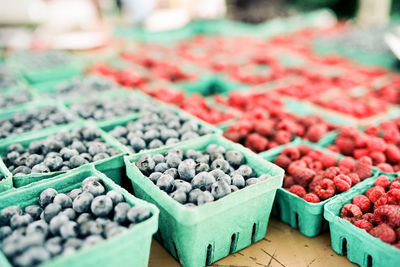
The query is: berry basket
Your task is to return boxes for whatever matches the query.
[324,174,400,267]
[0,164,159,267]
[261,141,379,237]
[124,134,284,267]
[0,122,128,188]
[0,158,12,193]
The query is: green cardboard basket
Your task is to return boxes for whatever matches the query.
[0,164,159,267]
[0,158,12,193]
[0,122,127,188]
[261,140,379,237]
[324,174,400,267]
[124,134,284,267]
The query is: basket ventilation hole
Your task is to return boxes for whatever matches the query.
[367,255,373,267]
[230,233,238,253]
[275,202,281,218]
[172,242,180,262]
[251,223,257,243]
[295,213,299,228]
[206,244,213,265]
[341,238,347,255]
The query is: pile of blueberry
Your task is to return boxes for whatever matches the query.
[0,66,19,89]
[108,107,214,153]
[135,144,271,206]
[0,106,76,139]
[52,77,118,99]
[14,51,73,70]
[0,176,152,267]
[0,90,31,109]
[2,127,120,176]
[69,96,155,121]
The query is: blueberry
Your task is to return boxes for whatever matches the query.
[6,143,24,154]
[16,246,50,266]
[148,139,163,149]
[10,214,33,229]
[225,150,245,168]
[106,190,124,205]
[91,196,113,217]
[178,159,196,181]
[60,208,76,220]
[143,129,160,143]
[79,221,102,237]
[135,154,155,175]
[197,191,214,205]
[170,190,187,204]
[82,180,105,196]
[45,237,63,256]
[154,163,169,173]
[49,215,69,235]
[230,185,239,192]
[206,144,226,154]
[188,189,202,204]
[6,151,20,162]
[163,168,178,179]
[165,138,180,145]
[156,174,174,193]
[181,131,199,141]
[185,149,202,160]
[31,163,51,174]
[210,152,224,162]
[93,153,110,162]
[82,176,100,187]
[149,172,163,183]
[63,237,83,249]
[82,235,104,249]
[0,206,22,225]
[60,148,79,161]
[43,203,61,223]
[25,220,48,236]
[72,192,94,213]
[191,172,216,191]
[0,226,12,240]
[259,174,272,181]
[174,180,192,193]
[113,202,131,224]
[211,180,231,200]
[246,178,260,187]
[39,188,58,207]
[184,203,196,208]
[70,141,86,153]
[80,153,92,162]
[236,165,254,179]
[210,159,230,173]
[104,225,126,239]
[60,221,78,239]
[196,154,210,164]
[195,162,209,173]
[67,188,82,200]
[129,137,146,152]
[25,154,44,168]
[152,154,165,164]
[69,155,89,168]
[232,174,245,188]
[53,193,72,209]
[165,153,181,168]
[76,213,93,225]
[127,206,151,224]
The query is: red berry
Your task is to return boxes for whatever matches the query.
[375,175,390,189]
[339,157,355,172]
[305,123,327,142]
[333,174,352,192]
[288,185,306,197]
[291,167,316,188]
[366,186,386,203]
[245,133,268,153]
[321,153,337,169]
[352,194,371,213]
[390,181,400,190]
[385,144,400,163]
[369,151,386,165]
[274,155,292,169]
[281,147,300,160]
[314,178,335,200]
[340,203,363,222]
[348,173,360,185]
[354,161,373,180]
[283,175,295,189]
[374,205,400,228]
[367,137,387,152]
[303,193,320,203]
[354,219,373,232]
[298,145,312,156]
[377,163,394,173]
[369,223,396,244]
[275,130,292,144]
[324,167,341,180]
[387,189,400,205]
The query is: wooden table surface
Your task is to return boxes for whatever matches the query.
[148,217,356,267]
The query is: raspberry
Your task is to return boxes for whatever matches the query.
[365,125,380,136]
[307,150,323,161]
[314,178,335,200]
[354,161,372,180]
[327,145,340,153]
[374,194,388,209]
[352,194,371,213]
[359,156,373,166]
[375,175,390,189]
[385,144,400,163]
[387,189,400,205]
[339,157,355,172]
[369,151,386,165]
[390,181,400,190]
[309,161,323,171]
[287,160,307,174]
[321,153,337,169]
[275,130,292,144]
[303,193,320,203]
[340,203,363,222]
[362,213,375,224]
[298,145,312,156]
[291,167,316,188]
[307,174,324,192]
[366,186,386,203]
[354,219,373,232]
[288,185,306,197]
[336,136,355,155]
[374,205,400,228]
[354,148,369,159]
[348,173,360,185]
[334,174,352,192]
[254,120,274,136]
[305,123,327,142]
[369,224,396,244]
[281,147,300,160]
[383,127,400,144]
[324,167,341,180]
[377,163,394,173]
[367,137,387,152]
[301,156,313,165]
[244,133,268,153]
[283,175,295,189]
[274,155,291,169]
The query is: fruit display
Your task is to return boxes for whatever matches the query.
[0,175,152,267]
[2,127,120,176]
[0,66,19,89]
[0,90,31,109]
[273,145,372,203]
[339,175,400,248]
[12,51,75,71]
[135,145,271,206]
[0,106,76,139]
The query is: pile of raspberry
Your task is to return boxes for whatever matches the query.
[274,145,373,203]
[367,77,400,105]
[328,126,400,173]
[223,108,337,153]
[340,175,400,248]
